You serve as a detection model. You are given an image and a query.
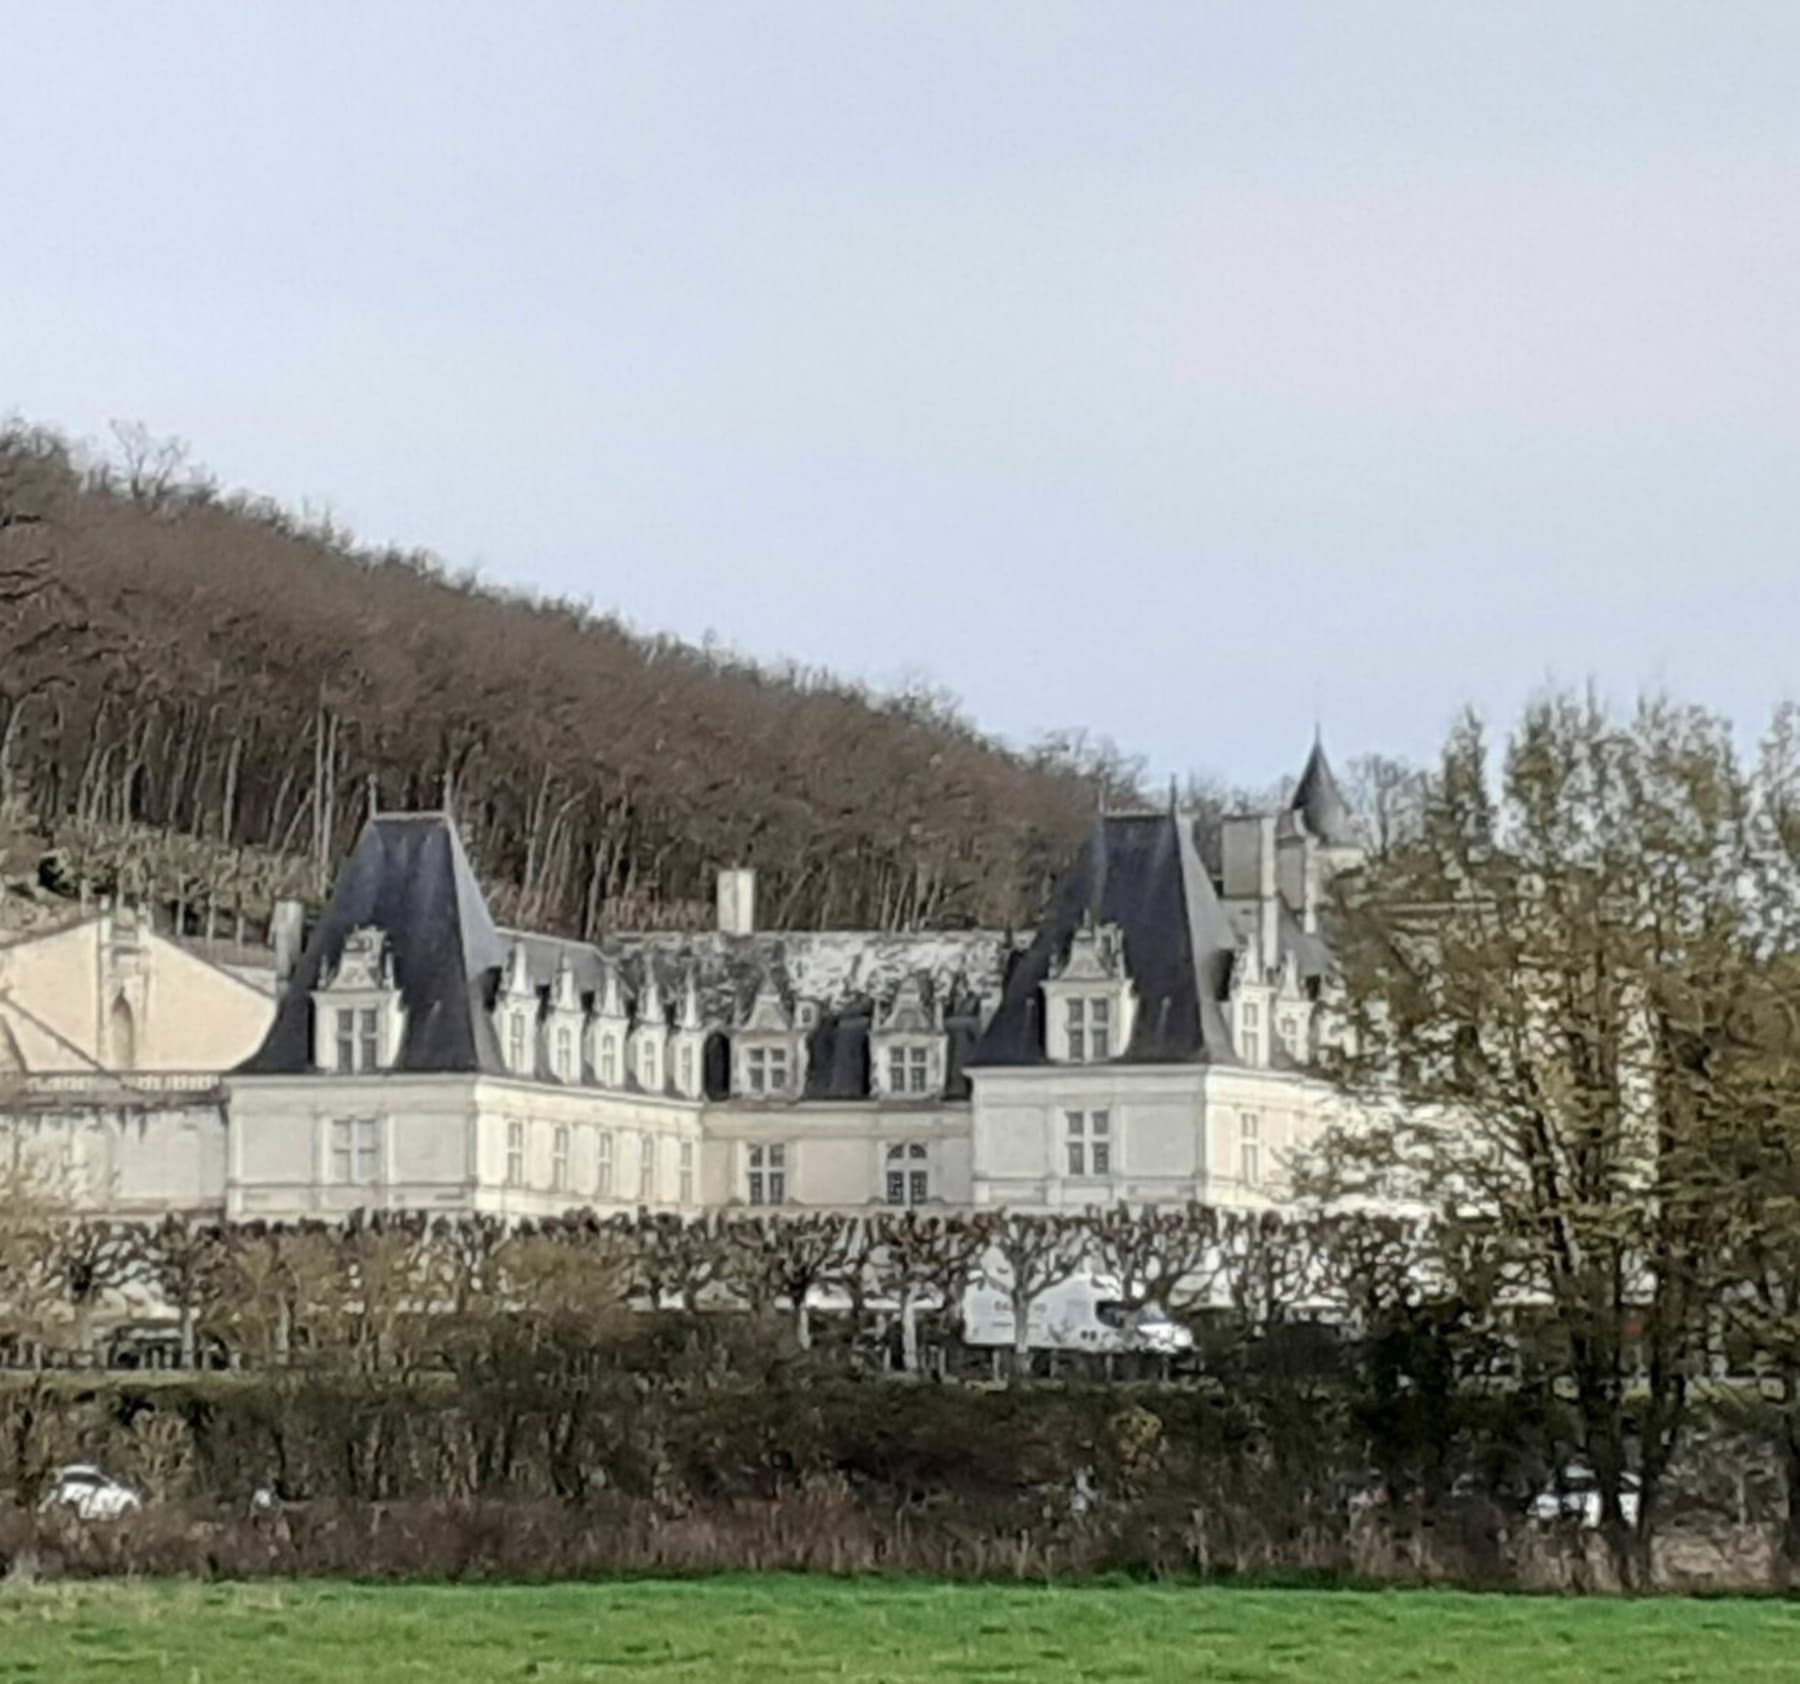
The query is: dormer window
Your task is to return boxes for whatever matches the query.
[886,1142,929,1205]
[599,1037,619,1086]
[312,926,404,1074]
[734,975,802,1099]
[886,1045,931,1095]
[745,1045,790,1096]
[639,1038,660,1092]
[1041,920,1134,1066]
[554,1026,575,1081]
[1238,1001,1262,1066]
[334,1007,381,1073]
[1066,997,1112,1063]
[507,1013,529,1074]
[872,974,945,1098]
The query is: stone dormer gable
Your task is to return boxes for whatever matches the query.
[631,970,670,1093]
[1041,918,1137,1065]
[310,924,407,1073]
[1229,934,1273,1068]
[597,963,628,1022]
[872,972,946,1098]
[495,939,541,1077]
[546,954,585,1083]
[733,973,803,1099]
[326,925,395,993]
[591,961,629,1087]
[876,972,942,1037]
[670,968,707,1099]
[1055,919,1126,985]
[739,974,792,1035]
[677,968,704,1033]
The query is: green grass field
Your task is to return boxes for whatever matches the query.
[3,1576,1798,1682]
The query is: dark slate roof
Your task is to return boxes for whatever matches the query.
[504,926,1014,1030]
[968,810,1239,1069]
[1290,737,1355,848]
[239,811,1019,1097]
[236,814,507,1075]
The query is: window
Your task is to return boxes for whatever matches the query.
[639,1039,659,1091]
[551,1125,569,1193]
[887,1045,932,1095]
[1065,1110,1111,1177]
[1066,998,1112,1063]
[638,1132,656,1202]
[554,1026,574,1081]
[1239,1002,1261,1066]
[1089,997,1111,1060]
[745,1045,790,1096]
[505,1119,525,1188]
[747,1143,786,1205]
[678,1043,696,1096]
[328,1118,380,1185]
[885,1142,929,1206]
[1278,1014,1298,1056]
[679,1140,695,1204]
[332,1007,386,1073]
[596,1130,614,1198]
[599,1037,618,1086]
[1240,1111,1261,1187]
[509,1013,528,1073]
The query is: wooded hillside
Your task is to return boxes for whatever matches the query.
[0,425,1135,938]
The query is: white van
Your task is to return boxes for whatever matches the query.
[961,1271,1194,1357]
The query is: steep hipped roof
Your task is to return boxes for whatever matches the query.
[1290,737,1355,848]
[237,811,1018,1092]
[236,814,507,1075]
[969,810,1238,1068]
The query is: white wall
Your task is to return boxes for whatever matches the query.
[701,1100,971,1209]
[0,914,272,1074]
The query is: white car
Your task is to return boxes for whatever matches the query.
[38,1464,143,1521]
[1529,1464,1640,1530]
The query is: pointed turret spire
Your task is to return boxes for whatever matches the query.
[1291,732,1353,847]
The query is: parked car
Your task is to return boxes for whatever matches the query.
[37,1464,142,1521]
[1529,1464,1640,1530]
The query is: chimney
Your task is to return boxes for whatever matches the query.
[271,899,306,992]
[716,867,756,937]
[1255,815,1280,976]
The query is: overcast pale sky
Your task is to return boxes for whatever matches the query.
[3,3,1795,789]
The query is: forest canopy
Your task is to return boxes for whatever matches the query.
[0,423,1163,938]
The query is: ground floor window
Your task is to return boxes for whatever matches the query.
[505,1119,525,1187]
[885,1141,929,1205]
[747,1143,786,1205]
[329,1117,381,1185]
[1065,1109,1111,1176]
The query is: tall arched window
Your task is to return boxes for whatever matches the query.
[109,995,137,1070]
[885,1142,929,1207]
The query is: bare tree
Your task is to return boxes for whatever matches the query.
[1318,692,1799,1585]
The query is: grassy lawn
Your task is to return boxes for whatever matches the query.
[2,1576,1798,1682]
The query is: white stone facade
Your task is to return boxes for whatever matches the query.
[6,742,1367,1224]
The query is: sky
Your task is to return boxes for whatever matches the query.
[2,3,1796,791]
